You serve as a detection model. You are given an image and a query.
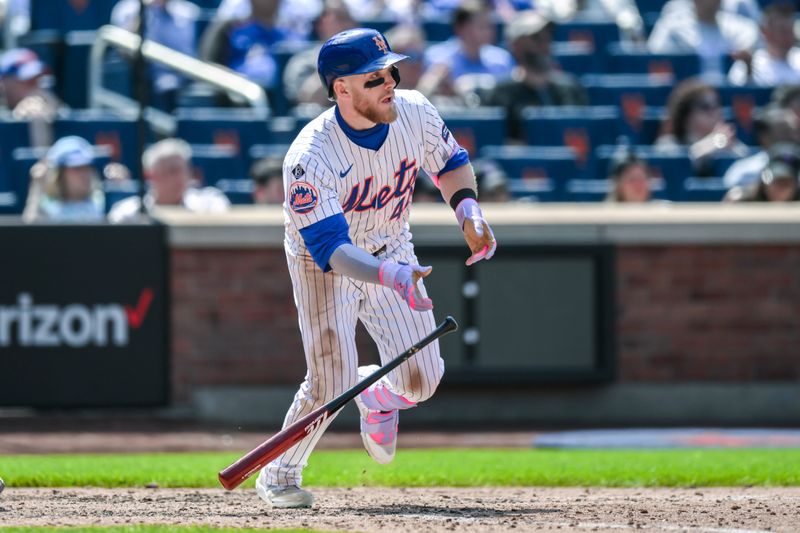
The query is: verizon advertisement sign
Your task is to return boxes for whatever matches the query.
[0,289,153,348]
[0,225,167,407]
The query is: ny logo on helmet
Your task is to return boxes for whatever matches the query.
[373,35,389,54]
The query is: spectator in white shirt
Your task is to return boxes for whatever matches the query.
[648,0,759,81]
[108,138,230,223]
[724,105,800,189]
[729,1,800,87]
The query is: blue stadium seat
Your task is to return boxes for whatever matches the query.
[521,106,619,166]
[190,0,223,10]
[438,107,506,158]
[189,144,246,186]
[595,145,687,200]
[175,107,271,162]
[480,145,587,202]
[553,16,620,54]
[249,143,291,164]
[552,41,604,75]
[607,42,701,80]
[54,110,140,179]
[192,144,248,204]
[356,18,396,35]
[422,20,456,43]
[271,40,316,115]
[63,31,96,108]
[582,75,672,142]
[582,74,673,107]
[31,0,114,32]
[15,30,61,75]
[676,176,729,201]
[635,0,667,16]
[0,119,33,212]
[717,85,774,146]
[10,145,112,213]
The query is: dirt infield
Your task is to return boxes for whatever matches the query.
[1,486,799,532]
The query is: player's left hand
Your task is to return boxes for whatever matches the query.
[379,262,434,312]
[457,200,496,266]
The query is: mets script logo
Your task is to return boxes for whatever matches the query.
[289,182,319,214]
[343,158,417,220]
[373,35,389,54]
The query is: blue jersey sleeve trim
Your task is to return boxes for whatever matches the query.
[438,147,470,176]
[299,213,353,272]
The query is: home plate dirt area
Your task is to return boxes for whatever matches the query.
[2,486,799,532]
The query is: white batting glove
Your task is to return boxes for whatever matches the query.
[455,198,497,266]
[378,261,434,312]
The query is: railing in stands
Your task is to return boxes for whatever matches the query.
[88,25,269,136]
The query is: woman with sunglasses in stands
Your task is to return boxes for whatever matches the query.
[655,77,749,176]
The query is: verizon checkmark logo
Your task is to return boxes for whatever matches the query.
[0,288,156,348]
[126,288,154,329]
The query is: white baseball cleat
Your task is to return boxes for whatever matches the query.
[256,483,314,508]
[355,394,398,464]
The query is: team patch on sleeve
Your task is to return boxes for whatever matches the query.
[288,181,319,214]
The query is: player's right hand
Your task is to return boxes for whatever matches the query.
[378,262,434,312]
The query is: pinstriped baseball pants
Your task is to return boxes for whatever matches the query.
[259,249,445,487]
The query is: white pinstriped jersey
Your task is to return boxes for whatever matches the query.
[282,89,461,260]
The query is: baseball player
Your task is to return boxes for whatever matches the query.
[256,27,497,508]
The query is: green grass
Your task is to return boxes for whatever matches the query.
[0,449,798,488]
[0,525,317,533]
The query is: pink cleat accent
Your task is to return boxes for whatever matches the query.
[355,398,398,464]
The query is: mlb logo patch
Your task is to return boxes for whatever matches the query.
[289,181,319,214]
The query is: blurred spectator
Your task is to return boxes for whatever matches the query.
[647,0,759,81]
[419,1,514,105]
[473,158,511,202]
[481,10,588,143]
[108,138,230,223]
[535,0,645,43]
[22,136,105,223]
[656,78,749,175]
[111,0,200,110]
[771,83,800,117]
[250,155,284,204]
[724,142,800,201]
[200,0,306,93]
[605,149,654,203]
[3,0,32,45]
[724,105,800,189]
[282,0,355,107]
[729,1,800,87]
[659,0,763,22]
[214,0,319,41]
[0,48,62,147]
[383,24,426,93]
[341,0,419,23]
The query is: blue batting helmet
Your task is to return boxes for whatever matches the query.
[317,28,407,99]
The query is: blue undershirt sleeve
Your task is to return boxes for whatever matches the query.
[438,147,470,176]
[298,213,353,272]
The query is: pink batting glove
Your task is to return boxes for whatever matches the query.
[455,198,497,266]
[378,262,434,312]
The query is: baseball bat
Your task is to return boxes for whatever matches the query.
[218,315,459,490]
